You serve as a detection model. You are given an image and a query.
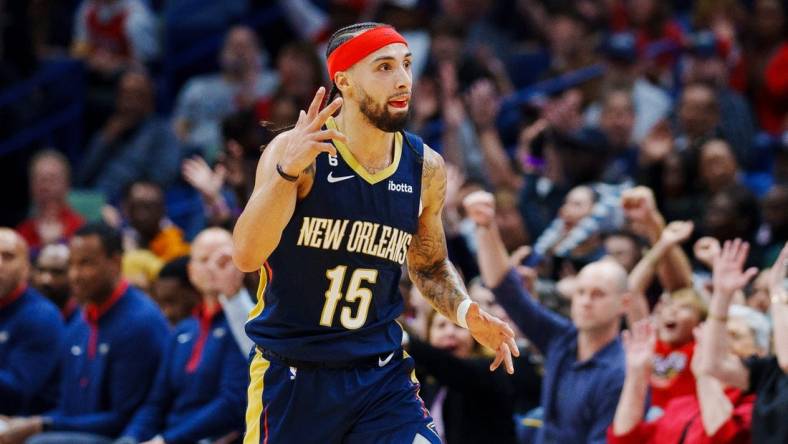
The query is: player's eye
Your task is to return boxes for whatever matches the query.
[379,63,390,71]
[404,60,411,69]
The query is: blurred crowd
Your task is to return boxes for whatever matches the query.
[1,0,788,443]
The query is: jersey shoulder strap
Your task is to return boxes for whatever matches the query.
[401,130,425,161]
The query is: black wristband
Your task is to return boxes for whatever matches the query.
[276,163,299,182]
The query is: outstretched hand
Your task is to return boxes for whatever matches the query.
[712,239,759,299]
[276,87,346,177]
[465,303,520,374]
[622,319,656,374]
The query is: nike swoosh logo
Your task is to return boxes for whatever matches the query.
[378,352,394,367]
[327,172,355,183]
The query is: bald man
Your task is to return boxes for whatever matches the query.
[119,228,249,444]
[464,192,628,444]
[0,228,64,415]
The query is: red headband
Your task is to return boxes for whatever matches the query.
[327,26,408,82]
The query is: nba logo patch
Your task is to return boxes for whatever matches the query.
[289,366,297,380]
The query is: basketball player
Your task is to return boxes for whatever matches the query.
[233,22,518,444]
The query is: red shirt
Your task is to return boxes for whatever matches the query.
[759,43,788,134]
[85,3,131,57]
[16,206,85,250]
[651,340,696,409]
[608,389,755,444]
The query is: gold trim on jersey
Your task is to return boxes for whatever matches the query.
[325,116,402,185]
[244,348,271,444]
[247,263,270,321]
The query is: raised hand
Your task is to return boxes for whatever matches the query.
[276,87,346,177]
[465,303,520,374]
[462,191,496,227]
[712,239,759,299]
[658,221,694,246]
[621,186,658,225]
[694,237,721,269]
[622,319,656,374]
[182,156,226,201]
[621,186,663,239]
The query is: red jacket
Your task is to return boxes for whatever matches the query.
[16,206,85,250]
[608,389,755,444]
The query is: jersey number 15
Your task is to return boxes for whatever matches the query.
[320,266,377,329]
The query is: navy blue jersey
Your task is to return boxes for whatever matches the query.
[246,117,424,363]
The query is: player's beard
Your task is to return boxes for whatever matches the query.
[358,88,410,132]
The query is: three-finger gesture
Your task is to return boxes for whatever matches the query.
[277,87,347,177]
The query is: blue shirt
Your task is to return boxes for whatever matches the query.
[78,117,182,202]
[48,284,169,437]
[492,270,625,444]
[0,286,64,415]
[123,309,247,444]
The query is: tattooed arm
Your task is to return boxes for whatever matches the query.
[407,146,518,373]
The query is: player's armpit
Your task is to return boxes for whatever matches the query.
[406,146,468,323]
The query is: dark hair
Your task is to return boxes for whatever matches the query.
[325,22,384,101]
[121,180,164,202]
[74,222,123,257]
[157,256,196,290]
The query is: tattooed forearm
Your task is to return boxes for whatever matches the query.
[406,146,470,322]
[408,253,469,323]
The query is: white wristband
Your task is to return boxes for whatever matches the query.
[456,299,474,329]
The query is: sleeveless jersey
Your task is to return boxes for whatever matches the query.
[245,117,424,363]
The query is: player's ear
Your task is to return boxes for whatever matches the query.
[335,72,351,96]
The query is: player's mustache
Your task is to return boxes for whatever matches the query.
[387,93,411,101]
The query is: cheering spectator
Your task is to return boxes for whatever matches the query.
[609,318,755,444]
[0,229,64,416]
[465,191,627,444]
[118,228,247,444]
[697,240,788,444]
[0,223,169,443]
[17,150,85,251]
[173,26,279,161]
[31,243,80,325]
[79,70,182,203]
